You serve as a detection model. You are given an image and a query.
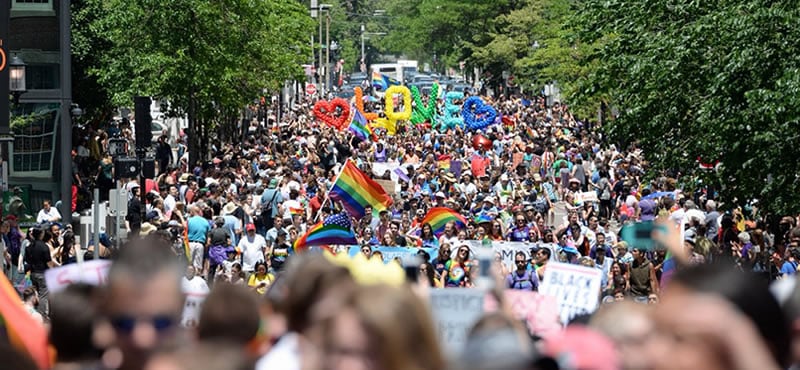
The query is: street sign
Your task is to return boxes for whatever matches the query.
[306,83,317,96]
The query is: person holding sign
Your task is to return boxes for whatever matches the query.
[506,251,539,291]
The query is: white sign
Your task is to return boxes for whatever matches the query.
[464,241,559,271]
[181,292,208,328]
[429,288,485,353]
[44,260,112,294]
[540,262,603,325]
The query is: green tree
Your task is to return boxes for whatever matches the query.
[90,0,313,165]
[575,0,800,213]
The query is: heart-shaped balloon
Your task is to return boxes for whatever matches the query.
[313,98,351,130]
[462,96,498,131]
[472,134,492,151]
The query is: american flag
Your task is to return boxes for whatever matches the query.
[325,213,353,229]
[293,212,357,250]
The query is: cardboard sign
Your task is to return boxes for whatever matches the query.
[539,262,603,325]
[577,191,598,203]
[44,260,112,294]
[429,288,485,353]
[374,179,397,195]
[484,290,561,338]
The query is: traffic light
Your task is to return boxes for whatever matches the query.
[134,96,152,149]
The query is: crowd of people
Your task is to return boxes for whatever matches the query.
[4,87,800,370]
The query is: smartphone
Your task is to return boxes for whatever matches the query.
[403,255,422,283]
[620,221,667,250]
[472,248,495,289]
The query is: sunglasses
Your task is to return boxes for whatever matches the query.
[515,260,527,264]
[459,249,468,254]
[110,315,175,334]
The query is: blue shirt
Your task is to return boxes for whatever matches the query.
[260,189,284,218]
[187,216,211,243]
[780,261,797,276]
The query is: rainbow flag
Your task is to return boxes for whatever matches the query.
[330,160,393,219]
[348,107,375,142]
[421,207,468,236]
[473,213,494,224]
[0,273,50,369]
[437,154,452,170]
[293,213,358,251]
[289,206,305,216]
[372,72,400,91]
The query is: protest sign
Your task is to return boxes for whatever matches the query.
[577,191,598,203]
[429,288,485,353]
[374,179,397,195]
[181,292,208,328]
[484,290,561,338]
[347,246,437,264]
[44,260,112,294]
[540,262,603,325]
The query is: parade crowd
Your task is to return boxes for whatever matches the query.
[3,89,800,370]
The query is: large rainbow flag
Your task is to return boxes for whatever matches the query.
[330,160,393,219]
[421,207,468,236]
[294,213,358,251]
[0,273,50,369]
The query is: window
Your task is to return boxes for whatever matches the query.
[12,0,52,12]
[10,103,59,177]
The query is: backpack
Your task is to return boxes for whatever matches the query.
[510,270,534,290]
[260,190,279,224]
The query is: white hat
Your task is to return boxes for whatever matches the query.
[484,196,495,204]
[140,222,157,236]
[500,174,509,181]
[222,202,237,215]
[435,191,446,199]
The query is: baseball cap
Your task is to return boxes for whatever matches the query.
[246,223,256,231]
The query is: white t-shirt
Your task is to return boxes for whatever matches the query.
[239,234,267,272]
[256,333,301,370]
[36,207,62,224]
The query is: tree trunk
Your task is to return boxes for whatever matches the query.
[188,89,198,170]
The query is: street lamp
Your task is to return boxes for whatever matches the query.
[360,26,386,73]
[9,55,26,104]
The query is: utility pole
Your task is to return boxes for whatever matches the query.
[325,11,330,94]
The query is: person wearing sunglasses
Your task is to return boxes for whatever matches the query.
[508,213,532,242]
[442,244,473,288]
[506,251,539,291]
[101,238,185,370]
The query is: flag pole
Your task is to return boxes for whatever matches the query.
[314,158,350,223]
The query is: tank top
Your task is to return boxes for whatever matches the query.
[374,146,387,162]
[629,259,652,296]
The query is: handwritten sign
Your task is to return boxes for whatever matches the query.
[484,290,561,338]
[539,262,602,325]
[44,260,112,294]
[429,288,485,353]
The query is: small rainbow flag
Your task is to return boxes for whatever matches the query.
[330,159,393,219]
[294,213,358,251]
[421,207,468,236]
[289,206,305,216]
[348,107,375,142]
[473,213,494,224]
[437,154,452,170]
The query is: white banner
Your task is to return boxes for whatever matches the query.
[44,260,112,294]
[540,262,602,325]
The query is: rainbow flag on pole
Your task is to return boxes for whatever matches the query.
[348,107,375,142]
[330,160,393,219]
[293,213,358,251]
[421,207,468,236]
